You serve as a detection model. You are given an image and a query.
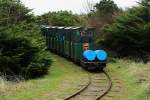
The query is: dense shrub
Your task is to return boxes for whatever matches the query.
[101,0,150,58]
[27,51,51,78]
[0,33,51,79]
[0,0,52,79]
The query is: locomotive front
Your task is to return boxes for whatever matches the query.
[81,28,108,70]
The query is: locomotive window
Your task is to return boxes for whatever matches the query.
[80,36,93,43]
[77,31,80,36]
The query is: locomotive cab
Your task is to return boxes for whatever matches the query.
[80,28,107,70]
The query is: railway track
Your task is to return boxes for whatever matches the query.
[64,71,112,100]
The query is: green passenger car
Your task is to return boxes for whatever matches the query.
[41,25,107,70]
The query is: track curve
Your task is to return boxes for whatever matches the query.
[64,71,112,100]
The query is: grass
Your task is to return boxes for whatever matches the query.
[107,59,150,100]
[0,53,149,100]
[0,53,88,100]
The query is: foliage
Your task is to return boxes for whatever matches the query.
[108,59,150,100]
[0,0,51,79]
[0,0,33,26]
[95,0,119,15]
[0,53,88,100]
[0,24,52,79]
[101,0,150,58]
[87,0,121,39]
[0,35,36,76]
[37,11,86,26]
[26,51,52,78]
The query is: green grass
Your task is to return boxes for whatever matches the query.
[1,53,149,100]
[107,59,150,100]
[0,53,88,100]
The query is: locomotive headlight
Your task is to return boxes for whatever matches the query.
[83,50,96,61]
[95,50,108,61]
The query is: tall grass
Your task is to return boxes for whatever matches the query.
[108,59,150,100]
[0,74,26,98]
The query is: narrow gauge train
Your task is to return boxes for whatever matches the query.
[41,25,108,70]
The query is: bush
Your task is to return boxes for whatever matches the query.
[27,60,50,78]
[0,0,52,79]
[27,51,52,78]
[101,0,150,58]
[0,34,51,79]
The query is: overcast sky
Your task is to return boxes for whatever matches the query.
[21,0,139,15]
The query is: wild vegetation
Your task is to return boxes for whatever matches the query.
[0,0,51,79]
[37,11,87,26]
[0,53,88,100]
[0,0,149,99]
[108,59,150,100]
[1,54,149,100]
[0,0,88,79]
[101,0,150,58]
[85,0,150,60]
[88,0,121,28]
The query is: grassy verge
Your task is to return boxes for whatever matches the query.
[0,53,149,100]
[0,53,88,100]
[107,59,150,100]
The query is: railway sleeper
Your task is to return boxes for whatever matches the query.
[106,94,114,98]
[83,93,98,96]
[86,89,101,92]
[91,85,107,88]
[93,77,106,80]
[110,90,120,92]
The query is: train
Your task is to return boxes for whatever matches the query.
[41,25,108,70]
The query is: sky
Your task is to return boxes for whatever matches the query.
[21,0,139,15]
